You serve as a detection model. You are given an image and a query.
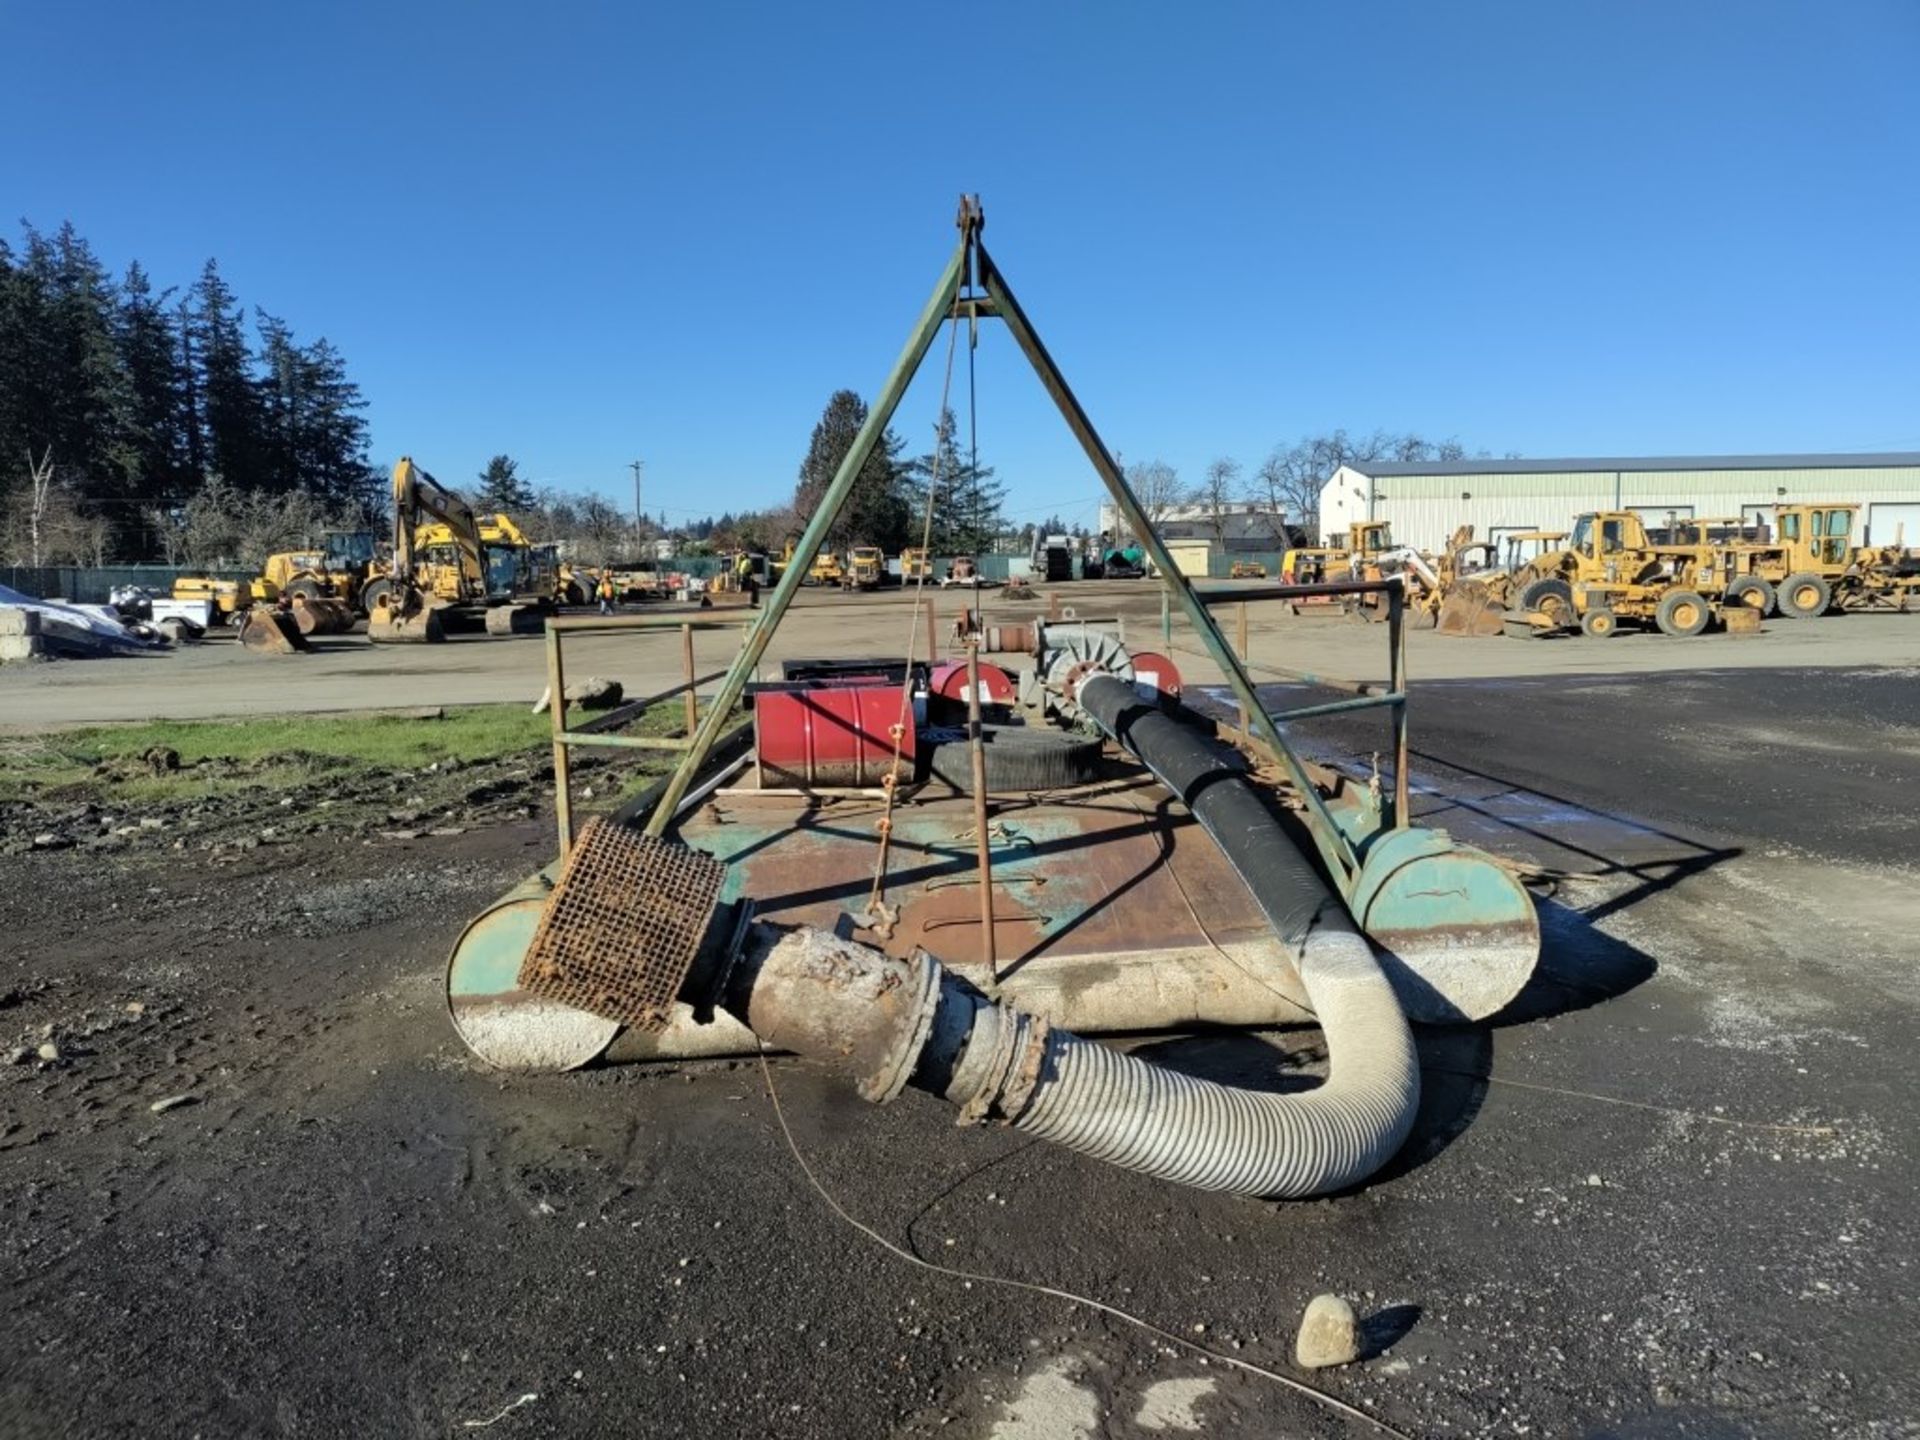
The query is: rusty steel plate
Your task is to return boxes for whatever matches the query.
[518,817,725,1032]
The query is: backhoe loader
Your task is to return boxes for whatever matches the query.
[1281,520,1396,613]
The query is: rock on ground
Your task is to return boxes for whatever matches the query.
[1295,1293,1362,1369]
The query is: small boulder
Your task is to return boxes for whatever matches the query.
[36,1041,61,1063]
[143,746,181,775]
[1295,1294,1362,1370]
[31,833,72,851]
[563,676,624,710]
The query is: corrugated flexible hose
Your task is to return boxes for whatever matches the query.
[1007,911,1418,1196]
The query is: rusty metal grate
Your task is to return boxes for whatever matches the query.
[517,816,725,1032]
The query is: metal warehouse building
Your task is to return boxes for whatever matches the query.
[1319,452,1920,554]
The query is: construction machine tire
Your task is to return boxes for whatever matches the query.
[239,609,311,655]
[360,577,393,617]
[1517,577,1575,629]
[283,577,324,604]
[924,723,1105,795]
[1580,607,1618,639]
[1655,588,1711,637]
[1725,576,1774,614]
[484,604,546,637]
[1778,572,1832,619]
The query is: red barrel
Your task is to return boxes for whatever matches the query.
[756,685,915,787]
[929,659,1014,709]
[1125,650,1183,702]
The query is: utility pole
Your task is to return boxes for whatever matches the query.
[629,459,645,539]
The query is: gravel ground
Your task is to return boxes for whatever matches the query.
[3,666,1917,1438]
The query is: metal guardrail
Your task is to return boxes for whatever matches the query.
[544,610,757,854]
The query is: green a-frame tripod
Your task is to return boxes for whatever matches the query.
[647,196,1366,859]
[642,197,1537,1001]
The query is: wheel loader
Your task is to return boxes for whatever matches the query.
[256,530,381,611]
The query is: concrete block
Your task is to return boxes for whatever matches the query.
[0,608,42,637]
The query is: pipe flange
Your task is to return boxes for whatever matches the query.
[855,948,942,1104]
[993,1015,1052,1125]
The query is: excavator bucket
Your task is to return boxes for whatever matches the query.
[290,595,355,636]
[239,609,311,655]
[1435,580,1508,636]
[483,603,546,637]
[367,593,447,644]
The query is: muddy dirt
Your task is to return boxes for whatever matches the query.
[0,745,664,862]
[3,667,1917,1438]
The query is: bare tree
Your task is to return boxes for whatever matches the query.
[24,447,54,569]
[174,474,337,568]
[1123,459,1183,533]
[1250,430,1473,543]
[574,495,628,568]
[1192,457,1241,547]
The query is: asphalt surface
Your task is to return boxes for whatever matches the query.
[4,581,1917,726]
[3,665,1917,1437]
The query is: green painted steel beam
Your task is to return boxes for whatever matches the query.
[1273,693,1404,723]
[644,232,969,835]
[974,242,1360,884]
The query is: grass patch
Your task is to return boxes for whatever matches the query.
[0,699,727,814]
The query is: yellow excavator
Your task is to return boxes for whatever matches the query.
[365,458,547,643]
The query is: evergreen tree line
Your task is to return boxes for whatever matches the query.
[0,221,377,567]
[789,389,1005,555]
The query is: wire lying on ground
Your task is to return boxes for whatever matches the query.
[757,1047,1410,1440]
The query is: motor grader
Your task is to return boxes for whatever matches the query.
[1747,503,1918,616]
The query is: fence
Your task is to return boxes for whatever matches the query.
[1,565,255,605]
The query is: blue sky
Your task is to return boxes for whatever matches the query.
[5,1,1916,533]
